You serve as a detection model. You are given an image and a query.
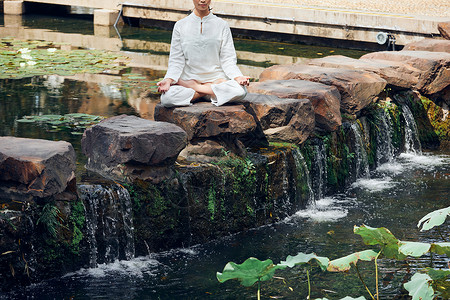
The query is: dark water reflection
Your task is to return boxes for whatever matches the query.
[0,13,448,300]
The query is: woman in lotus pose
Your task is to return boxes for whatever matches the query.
[157,0,249,107]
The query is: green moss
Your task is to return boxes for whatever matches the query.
[207,185,217,220]
[69,199,85,255]
[420,96,449,142]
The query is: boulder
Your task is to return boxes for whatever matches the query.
[402,39,450,53]
[81,115,187,182]
[154,102,268,155]
[309,55,420,90]
[259,64,387,115]
[0,137,76,201]
[361,51,450,103]
[241,93,315,144]
[438,22,450,40]
[248,79,341,132]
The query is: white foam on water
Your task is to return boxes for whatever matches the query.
[293,197,349,222]
[376,162,404,174]
[351,177,397,192]
[65,256,160,278]
[399,153,449,169]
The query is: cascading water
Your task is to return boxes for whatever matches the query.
[310,142,327,200]
[78,184,135,267]
[292,148,314,203]
[350,123,370,179]
[401,105,422,154]
[375,109,396,165]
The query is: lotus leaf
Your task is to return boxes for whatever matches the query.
[0,38,128,79]
[278,252,329,271]
[354,225,406,260]
[398,241,431,257]
[216,257,280,287]
[417,206,450,231]
[327,250,379,272]
[430,242,450,256]
[403,273,435,300]
[426,268,450,281]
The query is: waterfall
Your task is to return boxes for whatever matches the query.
[78,183,135,267]
[350,123,370,179]
[309,142,327,200]
[401,105,422,154]
[292,148,314,203]
[375,109,395,165]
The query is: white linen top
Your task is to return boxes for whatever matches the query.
[164,12,243,84]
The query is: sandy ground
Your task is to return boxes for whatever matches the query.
[247,0,450,18]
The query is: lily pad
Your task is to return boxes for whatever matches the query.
[217,257,280,287]
[327,250,379,272]
[0,38,128,79]
[404,273,435,300]
[278,252,329,271]
[417,206,450,232]
[354,225,406,260]
[398,241,431,257]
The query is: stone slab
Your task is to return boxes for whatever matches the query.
[309,55,420,90]
[0,137,76,199]
[242,93,315,143]
[259,64,387,115]
[248,79,341,132]
[82,115,187,168]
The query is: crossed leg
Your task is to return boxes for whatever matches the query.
[178,79,227,101]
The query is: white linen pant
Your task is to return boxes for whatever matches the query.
[160,80,247,107]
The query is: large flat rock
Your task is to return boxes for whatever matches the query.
[241,93,315,144]
[259,64,387,115]
[309,55,420,90]
[154,103,267,151]
[0,137,76,200]
[402,39,450,53]
[361,51,450,102]
[82,115,187,167]
[248,79,341,132]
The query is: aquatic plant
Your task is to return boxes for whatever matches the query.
[0,38,127,79]
[217,206,450,299]
[16,113,104,135]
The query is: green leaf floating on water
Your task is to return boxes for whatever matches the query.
[327,250,379,272]
[278,252,329,271]
[16,113,104,133]
[0,38,128,79]
[216,257,280,287]
[404,273,435,300]
[417,206,450,232]
[354,225,406,260]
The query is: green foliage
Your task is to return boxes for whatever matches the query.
[69,199,86,255]
[398,241,431,257]
[417,206,450,232]
[0,38,127,79]
[327,250,379,272]
[404,273,434,300]
[218,205,450,300]
[278,252,329,271]
[37,203,65,238]
[217,257,280,287]
[16,113,104,135]
[354,225,406,260]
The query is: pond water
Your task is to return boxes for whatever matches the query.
[0,13,449,300]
